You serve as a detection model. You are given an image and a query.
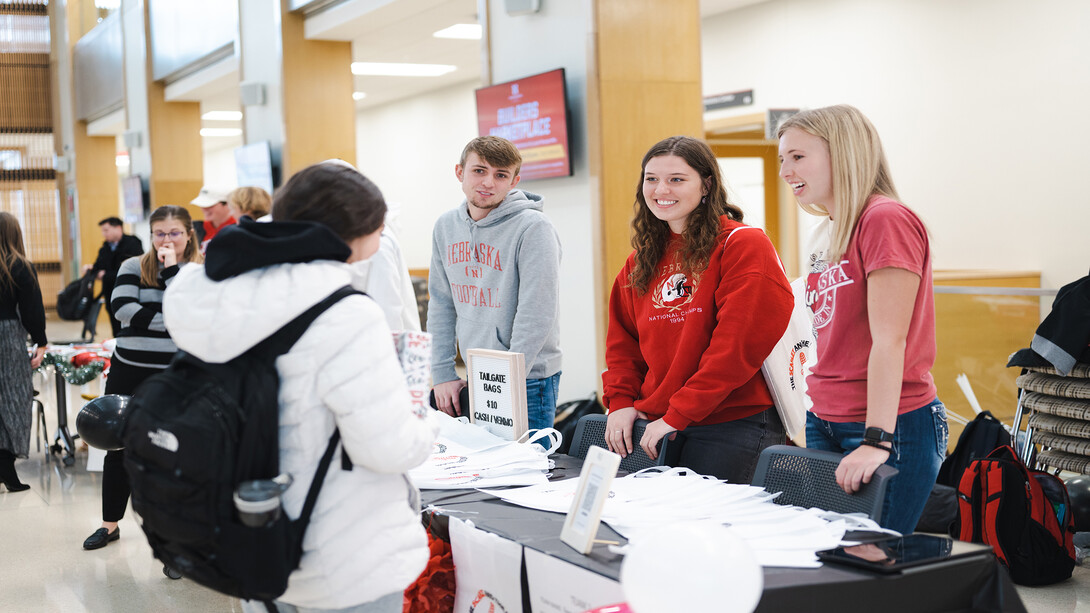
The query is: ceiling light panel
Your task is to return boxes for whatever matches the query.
[201,111,243,121]
[350,62,457,77]
[433,24,482,40]
[200,128,243,137]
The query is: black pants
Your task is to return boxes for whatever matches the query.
[101,359,160,522]
[675,406,785,484]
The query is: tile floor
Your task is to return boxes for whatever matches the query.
[1,317,1087,612]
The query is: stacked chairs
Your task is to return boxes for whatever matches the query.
[1014,362,1090,474]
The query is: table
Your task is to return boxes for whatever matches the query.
[421,456,1027,613]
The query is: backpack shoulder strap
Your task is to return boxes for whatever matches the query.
[253,285,364,360]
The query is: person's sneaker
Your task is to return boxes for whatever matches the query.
[83,527,120,550]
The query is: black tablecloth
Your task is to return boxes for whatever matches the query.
[421,455,1027,613]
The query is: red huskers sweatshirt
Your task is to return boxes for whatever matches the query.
[603,217,793,431]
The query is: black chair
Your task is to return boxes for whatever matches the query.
[751,445,898,523]
[568,414,683,472]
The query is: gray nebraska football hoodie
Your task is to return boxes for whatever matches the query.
[427,189,562,384]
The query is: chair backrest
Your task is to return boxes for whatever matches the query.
[751,445,899,523]
[568,414,682,472]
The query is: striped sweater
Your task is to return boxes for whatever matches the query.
[110,256,183,368]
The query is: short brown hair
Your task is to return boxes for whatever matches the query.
[459,136,522,177]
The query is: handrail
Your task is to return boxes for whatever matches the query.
[933,286,1058,296]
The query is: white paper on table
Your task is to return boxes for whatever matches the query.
[524,547,625,613]
[410,411,553,489]
[450,518,525,613]
[483,469,867,569]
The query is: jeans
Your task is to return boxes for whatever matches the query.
[805,398,949,534]
[525,372,561,431]
[676,406,786,484]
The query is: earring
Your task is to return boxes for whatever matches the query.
[701,196,706,204]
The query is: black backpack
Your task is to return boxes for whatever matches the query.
[56,270,97,320]
[121,286,359,603]
[951,445,1076,585]
[936,410,1012,487]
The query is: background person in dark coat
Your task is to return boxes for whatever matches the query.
[83,217,144,337]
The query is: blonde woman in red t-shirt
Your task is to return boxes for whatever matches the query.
[602,136,793,484]
[778,105,948,534]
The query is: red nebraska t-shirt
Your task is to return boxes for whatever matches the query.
[805,196,937,422]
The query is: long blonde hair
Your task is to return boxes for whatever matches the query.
[777,105,900,260]
[0,212,31,291]
[140,205,202,287]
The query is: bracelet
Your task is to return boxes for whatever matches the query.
[859,440,892,453]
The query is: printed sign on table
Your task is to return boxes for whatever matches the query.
[466,348,527,440]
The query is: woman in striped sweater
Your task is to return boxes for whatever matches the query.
[83,205,201,553]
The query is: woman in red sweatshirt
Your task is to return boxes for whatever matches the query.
[603,136,793,484]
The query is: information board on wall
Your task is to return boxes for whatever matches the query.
[466,348,528,440]
[475,68,572,181]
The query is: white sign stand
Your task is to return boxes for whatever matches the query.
[560,445,621,555]
[466,348,528,440]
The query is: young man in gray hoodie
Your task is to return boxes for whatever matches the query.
[427,136,562,431]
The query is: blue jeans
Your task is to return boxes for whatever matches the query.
[525,372,561,431]
[805,398,949,534]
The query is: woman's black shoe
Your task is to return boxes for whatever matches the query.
[83,527,120,550]
[0,450,29,492]
[163,565,182,580]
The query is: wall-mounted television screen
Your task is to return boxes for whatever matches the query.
[234,141,276,194]
[475,68,572,181]
[121,175,147,223]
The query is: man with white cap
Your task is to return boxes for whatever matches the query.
[190,185,237,253]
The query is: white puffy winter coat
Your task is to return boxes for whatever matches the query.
[163,259,438,609]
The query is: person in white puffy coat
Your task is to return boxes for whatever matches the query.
[163,162,438,613]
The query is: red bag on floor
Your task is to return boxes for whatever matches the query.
[403,528,456,613]
[951,445,1076,585]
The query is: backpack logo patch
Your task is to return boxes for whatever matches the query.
[147,428,179,453]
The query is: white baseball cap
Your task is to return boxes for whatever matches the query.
[190,186,232,207]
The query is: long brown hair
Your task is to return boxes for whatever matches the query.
[628,136,744,294]
[0,212,31,291]
[140,205,201,287]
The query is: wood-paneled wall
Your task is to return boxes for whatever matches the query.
[588,0,705,372]
[933,271,1042,450]
[279,0,355,176]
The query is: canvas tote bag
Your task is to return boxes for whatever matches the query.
[726,227,817,441]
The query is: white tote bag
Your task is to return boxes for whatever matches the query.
[726,227,817,441]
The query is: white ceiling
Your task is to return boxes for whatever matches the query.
[185,0,768,145]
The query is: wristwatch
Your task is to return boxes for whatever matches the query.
[863,427,894,444]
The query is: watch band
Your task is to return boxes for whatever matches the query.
[864,426,894,444]
[860,439,892,453]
